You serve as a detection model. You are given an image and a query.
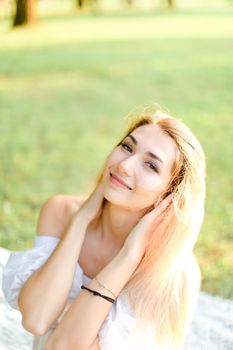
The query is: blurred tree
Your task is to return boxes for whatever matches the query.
[13,0,36,26]
[76,0,98,9]
[125,0,134,5]
[160,0,176,9]
[167,0,175,8]
[76,0,85,7]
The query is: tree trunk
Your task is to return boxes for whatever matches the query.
[13,0,36,27]
[167,0,175,8]
[77,0,85,8]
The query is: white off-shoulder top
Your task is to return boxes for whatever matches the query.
[2,235,157,350]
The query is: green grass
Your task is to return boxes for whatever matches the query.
[0,9,233,299]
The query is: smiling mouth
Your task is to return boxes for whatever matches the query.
[110,173,132,190]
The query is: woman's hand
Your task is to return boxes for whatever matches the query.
[123,193,174,263]
[74,180,105,225]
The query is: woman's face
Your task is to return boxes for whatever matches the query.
[102,123,177,212]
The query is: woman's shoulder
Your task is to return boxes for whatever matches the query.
[36,194,88,239]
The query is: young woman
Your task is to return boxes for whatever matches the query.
[2,108,206,350]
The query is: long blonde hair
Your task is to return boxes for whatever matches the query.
[95,107,206,349]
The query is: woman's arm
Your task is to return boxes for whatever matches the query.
[19,210,89,335]
[88,336,101,350]
[19,183,105,335]
[44,246,138,350]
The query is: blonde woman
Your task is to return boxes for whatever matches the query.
[2,107,206,350]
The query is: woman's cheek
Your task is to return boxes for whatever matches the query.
[137,180,163,203]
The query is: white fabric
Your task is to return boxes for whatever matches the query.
[2,235,157,349]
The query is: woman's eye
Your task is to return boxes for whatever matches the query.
[120,143,158,173]
[121,143,132,153]
[145,161,158,173]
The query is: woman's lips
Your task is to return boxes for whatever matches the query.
[110,173,132,190]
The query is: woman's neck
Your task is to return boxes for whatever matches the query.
[97,200,147,249]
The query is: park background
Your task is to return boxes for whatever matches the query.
[0,0,233,302]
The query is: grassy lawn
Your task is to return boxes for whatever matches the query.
[0,8,233,299]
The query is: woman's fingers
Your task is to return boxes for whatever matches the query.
[144,193,174,223]
[123,193,175,261]
[154,193,174,214]
[77,178,106,223]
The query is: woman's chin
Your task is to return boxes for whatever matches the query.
[103,192,143,213]
[103,189,124,205]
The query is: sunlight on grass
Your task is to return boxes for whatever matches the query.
[0,15,233,50]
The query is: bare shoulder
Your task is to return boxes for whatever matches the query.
[36,194,88,239]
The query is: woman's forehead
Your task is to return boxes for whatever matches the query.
[132,123,164,136]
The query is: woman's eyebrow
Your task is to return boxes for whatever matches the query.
[126,134,164,165]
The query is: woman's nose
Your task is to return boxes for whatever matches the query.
[117,157,134,177]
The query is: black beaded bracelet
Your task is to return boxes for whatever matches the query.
[81,285,115,303]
